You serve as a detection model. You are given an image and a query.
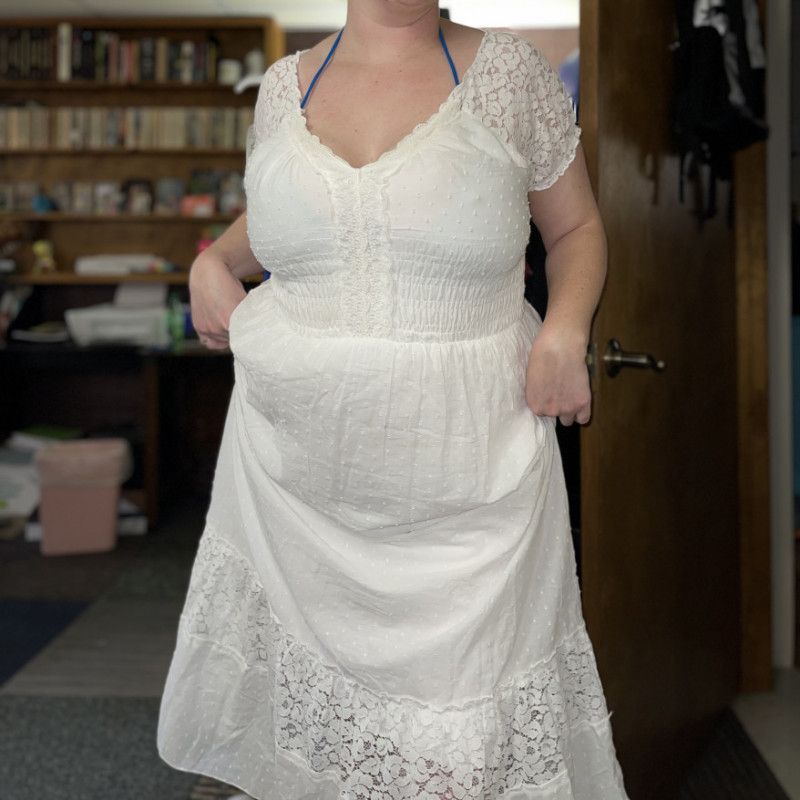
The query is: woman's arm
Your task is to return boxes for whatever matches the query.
[526,142,608,426]
[188,212,260,350]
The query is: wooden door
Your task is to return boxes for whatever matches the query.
[578,1,753,796]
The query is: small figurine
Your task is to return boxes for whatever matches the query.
[32,239,57,273]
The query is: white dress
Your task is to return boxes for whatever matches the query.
[157,29,631,800]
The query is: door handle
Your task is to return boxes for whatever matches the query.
[585,338,666,378]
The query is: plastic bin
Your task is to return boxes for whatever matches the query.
[34,438,133,556]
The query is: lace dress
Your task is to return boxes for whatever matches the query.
[156,29,631,800]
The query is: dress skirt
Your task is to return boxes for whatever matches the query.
[156,281,630,800]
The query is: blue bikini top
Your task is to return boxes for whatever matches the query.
[300,25,460,110]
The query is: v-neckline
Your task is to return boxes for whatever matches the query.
[291,29,490,173]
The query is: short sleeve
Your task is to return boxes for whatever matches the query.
[521,44,582,192]
[245,55,297,163]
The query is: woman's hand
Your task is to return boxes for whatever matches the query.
[525,324,592,426]
[188,252,247,350]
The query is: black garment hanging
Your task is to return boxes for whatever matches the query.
[670,0,768,226]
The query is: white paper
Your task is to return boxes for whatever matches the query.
[113,282,168,308]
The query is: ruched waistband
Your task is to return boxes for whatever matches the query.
[268,266,526,343]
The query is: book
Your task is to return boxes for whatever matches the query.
[94,180,122,214]
[121,178,154,214]
[72,181,94,213]
[154,177,185,214]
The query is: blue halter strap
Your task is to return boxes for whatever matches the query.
[439,26,460,86]
[300,25,460,110]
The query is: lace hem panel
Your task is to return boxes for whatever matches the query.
[172,527,629,799]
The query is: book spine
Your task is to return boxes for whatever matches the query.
[19,28,30,79]
[109,32,118,82]
[155,36,168,83]
[7,28,18,80]
[80,28,93,80]
[131,39,140,83]
[140,37,155,82]
[57,22,72,82]
[0,30,9,79]
[168,40,180,81]
[179,40,194,84]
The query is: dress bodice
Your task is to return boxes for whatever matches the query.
[242,30,581,342]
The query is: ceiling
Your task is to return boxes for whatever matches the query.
[0,0,579,29]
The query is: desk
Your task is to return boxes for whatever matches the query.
[0,339,234,527]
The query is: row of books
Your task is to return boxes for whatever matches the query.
[0,28,52,81]
[0,104,253,151]
[0,24,223,84]
[1,169,245,216]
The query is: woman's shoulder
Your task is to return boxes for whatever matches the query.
[296,31,341,74]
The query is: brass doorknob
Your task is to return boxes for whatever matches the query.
[585,338,666,378]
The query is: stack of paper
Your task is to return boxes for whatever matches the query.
[74,254,165,275]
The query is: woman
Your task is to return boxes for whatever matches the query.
[157,3,630,799]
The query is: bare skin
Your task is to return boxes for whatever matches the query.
[190,0,607,427]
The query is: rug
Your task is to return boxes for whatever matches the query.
[0,598,90,685]
[0,695,197,800]
[678,706,792,799]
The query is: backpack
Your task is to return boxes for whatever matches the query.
[671,0,768,225]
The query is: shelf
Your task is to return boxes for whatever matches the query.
[0,148,245,156]
[2,15,282,30]
[2,271,264,285]
[0,80,254,91]
[0,340,233,358]
[4,272,190,285]
[2,212,239,223]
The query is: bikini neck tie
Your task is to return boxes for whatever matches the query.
[300,25,460,110]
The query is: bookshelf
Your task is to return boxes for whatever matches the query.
[0,15,283,282]
[0,16,284,527]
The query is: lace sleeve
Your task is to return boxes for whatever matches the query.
[521,44,582,192]
[245,55,297,163]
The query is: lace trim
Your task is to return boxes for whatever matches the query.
[179,528,620,798]
[522,42,581,191]
[325,170,394,337]
[244,55,299,178]
[246,33,581,193]
[253,54,298,144]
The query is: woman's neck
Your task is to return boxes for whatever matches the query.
[341,1,443,65]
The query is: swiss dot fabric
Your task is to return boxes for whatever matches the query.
[157,28,630,800]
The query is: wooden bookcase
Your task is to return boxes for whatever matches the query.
[0,16,284,526]
[0,15,283,282]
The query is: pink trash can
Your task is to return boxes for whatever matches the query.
[34,438,133,556]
